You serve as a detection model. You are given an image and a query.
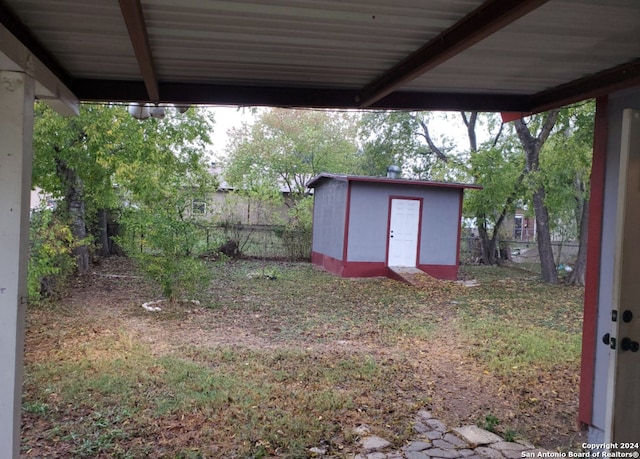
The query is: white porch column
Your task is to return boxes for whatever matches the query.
[0,70,35,459]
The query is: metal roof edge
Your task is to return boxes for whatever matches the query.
[306,173,481,190]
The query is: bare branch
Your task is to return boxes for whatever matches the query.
[461,111,469,127]
[466,112,478,153]
[491,122,504,149]
[413,116,449,162]
[538,109,560,145]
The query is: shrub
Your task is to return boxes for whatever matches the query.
[119,210,212,302]
[28,209,76,303]
[136,253,211,302]
[279,196,313,260]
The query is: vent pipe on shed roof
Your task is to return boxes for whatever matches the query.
[387,165,401,179]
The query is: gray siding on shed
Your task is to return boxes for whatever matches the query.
[420,188,461,265]
[311,179,347,260]
[346,182,460,264]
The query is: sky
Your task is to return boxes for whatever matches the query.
[204,106,495,162]
[206,106,259,160]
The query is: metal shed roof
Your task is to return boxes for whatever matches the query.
[1,0,639,115]
[306,173,482,190]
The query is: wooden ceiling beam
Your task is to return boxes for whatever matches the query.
[118,0,159,102]
[357,0,550,108]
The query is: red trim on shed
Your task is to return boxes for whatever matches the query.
[312,253,458,280]
[417,264,459,281]
[342,180,352,263]
[455,189,463,269]
[579,96,608,426]
[307,173,481,191]
[416,198,424,266]
[311,252,344,276]
[342,261,389,278]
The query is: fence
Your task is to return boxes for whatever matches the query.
[459,236,580,272]
[217,224,312,260]
[127,224,578,268]
[127,223,312,261]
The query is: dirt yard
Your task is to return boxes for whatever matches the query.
[21,257,586,458]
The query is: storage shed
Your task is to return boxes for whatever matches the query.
[307,173,480,281]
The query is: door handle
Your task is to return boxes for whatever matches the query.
[620,337,639,352]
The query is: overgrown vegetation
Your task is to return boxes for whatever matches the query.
[23,259,585,457]
[32,102,217,300]
[119,203,213,303]
[27,208,77,303]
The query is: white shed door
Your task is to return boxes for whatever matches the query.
[606,109,640,443]
[388,199,420,267]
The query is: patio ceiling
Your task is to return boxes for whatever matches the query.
[1,0,639,115]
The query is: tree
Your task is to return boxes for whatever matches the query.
[514,110,561,284]
[359,107,594,281]
[34,103,128,272]
[357,111,457,179]
[539,102,595,285]
[457,112,529,266]
[464,142,525,265]
[225,108,360,199]
[33,103,215,277]
[359,110,520,265]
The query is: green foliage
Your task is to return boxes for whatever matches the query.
[464,145,524,227]
[278,196,313,260]
[357,111,422,176]
[504,429,518,442]
[286,195,314,233]
[224,108,359,197]
[539,102,594,240]
[216,186,285,257]
[137,253,211,302]
[479,413,500,433]
[119,208,212,302]
[34,102,218,296]
[33,102,216,259]
[28,208,76,303]
[357,111,464,179]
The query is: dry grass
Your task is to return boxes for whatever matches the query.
[21,257,586,458]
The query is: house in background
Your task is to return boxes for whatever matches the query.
[501,209,536,242]
[513,211,536,241]
[188,164,294,225]
[307,173,480,281]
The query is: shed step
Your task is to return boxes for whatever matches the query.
[388,266,436,287]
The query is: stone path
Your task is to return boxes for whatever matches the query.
[309,409,548,458]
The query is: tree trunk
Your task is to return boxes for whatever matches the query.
[98,209,111,257]
[532,188,558,283]
[56,158,91,274]
[477,220,497,265]
[514,111,560,284]
[568,198,589,286]
[93,208,124,257]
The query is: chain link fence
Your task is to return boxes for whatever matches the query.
[126,223,312,261]
[460,236,580,273]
